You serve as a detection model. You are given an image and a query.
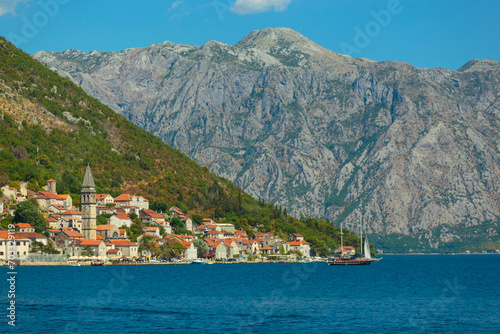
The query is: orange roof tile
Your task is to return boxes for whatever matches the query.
[113,213,131,220]
[114,194,133,202]
[61,209,81,215]
[37,191,63,200]
[76,239,103,246]
[14,223,34,229]
[110,239,138,247]
[96,194,112,200]
[96,225,115,231]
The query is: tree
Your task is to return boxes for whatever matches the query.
[170,217,183,229]
[81,245,94,257]
[139,235,159,258]
[30,241,44,253]
[13,199,47,233]
[42,243,60,254]
[39,155,51,168]
[96,215,108,225]
[194,239,208,257]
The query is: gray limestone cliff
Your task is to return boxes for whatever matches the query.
[34,27,500,251]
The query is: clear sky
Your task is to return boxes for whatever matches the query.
[0,0,498,70]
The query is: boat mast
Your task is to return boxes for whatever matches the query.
[340,223,343,254]
[360,218,363,257]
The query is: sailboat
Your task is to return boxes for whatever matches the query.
[327,222,378,265]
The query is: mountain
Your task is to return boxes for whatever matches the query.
[0,36,363,255]
[33,28,500,253]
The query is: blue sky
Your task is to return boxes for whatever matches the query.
[0,0,498,70]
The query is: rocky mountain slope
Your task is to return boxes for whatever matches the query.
[34,27,500,251]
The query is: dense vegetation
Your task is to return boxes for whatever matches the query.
[0,36,369,255]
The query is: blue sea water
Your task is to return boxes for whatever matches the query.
[1,255,500,333]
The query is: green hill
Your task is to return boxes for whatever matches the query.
[0,36,366,255]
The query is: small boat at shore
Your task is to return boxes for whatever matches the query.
[91,261,106,266]
[191,260,206,265]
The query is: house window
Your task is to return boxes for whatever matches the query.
[16,242,20,246]
[0,252,3,255]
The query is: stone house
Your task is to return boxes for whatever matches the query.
[179,242,197,260]
[0,231,30,260]
[96,194,114,206]
[289,240,311,258]
[180,216,193,232]
[238,239,260,255]
[96,224,120,239]
[140,210,165,225]
[110,239,139,257]
[143,226,161,237]
[169,206,184,218]
[222,239,240,258]
[290,233,304,241]
[72,239,107,257]
[114,194,149,210]
[14,223,35,233]
[106,248,122,259]
[110,213,133,228]
[205,238,227,260]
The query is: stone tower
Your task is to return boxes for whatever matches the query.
[81,165,96,240]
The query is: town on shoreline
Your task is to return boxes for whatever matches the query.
[1,166,313,265]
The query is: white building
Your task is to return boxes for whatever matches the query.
[110,213,133,228]
[114,194,149,210]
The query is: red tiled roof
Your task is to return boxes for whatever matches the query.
[107,249,121,254]
[58,194,70,200]
[37,191,63,200]
[114,194,133,202]
[14,223,34,229]
[142,210,164,219]
[0,231,26,240]
[96,194,111,200]
[96,235,104,240]
[62,230,84,238]
[261,246,273,250]
[222,240,234,248]
[207,230,223,234]
[96,225,115,231]
[76,239,103,246]
[292,233,303,237]
[113,213,131,220]
[110,239,138,247]
[340,246,354,251]
[145,227,159,231]
[47,179,56,182]
[12,232,46,239]
[204,238,221,247]
[61,209,81,215]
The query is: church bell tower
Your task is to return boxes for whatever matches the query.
[81,165,97,240]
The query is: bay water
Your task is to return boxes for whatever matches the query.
[2,255,499,333]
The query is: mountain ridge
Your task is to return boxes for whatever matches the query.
[32,28,500,253]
